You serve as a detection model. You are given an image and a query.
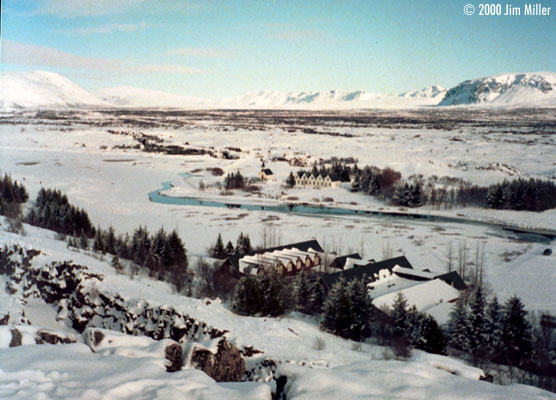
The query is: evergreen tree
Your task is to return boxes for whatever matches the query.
[111,255,123,273]
[487,184,504,209]
[367,174,380,196]
[419,314,447,355]
[225,240,235,256]
[286,172,296,188]
[469,286,488,357]
[293,272,311,313]
[321,277,353,339]
[211,233,225,258]
[259,272,293,317]
[321,277,373,341]
[501,295,533,366]
[350,173,361,192]
[93,225,105,253]
[346,277,374,341]
[236,232,252,255]
[231,272,291,317]
[104,226,117,255]
[391,292,409,337]
[411,183,424,207]
[406,305,424,347]
[308,280,327,314]
[79,231,89,250]
[485,295,503,361]
[231,275,263,316]
[448,298,471,352]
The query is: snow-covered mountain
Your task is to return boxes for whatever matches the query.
[94,86,213,109]
[2,70,556,110]
[439,72,556,106]
[221,87,445,109]
[0,70,109,111]
[401,85,446,99]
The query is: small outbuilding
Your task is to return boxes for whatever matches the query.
[258,168,274,181]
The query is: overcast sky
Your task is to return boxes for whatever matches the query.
[2,0,556,99]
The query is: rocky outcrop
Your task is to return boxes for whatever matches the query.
[190,339,245,382]
[84,328,183,373]
[1,326,76,348]
[9,328,22,347]
[1,244,243,380]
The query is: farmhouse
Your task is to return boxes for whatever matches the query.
[294,171,341,189]
[258,168,274,181]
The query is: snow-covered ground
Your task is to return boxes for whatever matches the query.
[0,109,554,314]
[0,222,554,399]
[0,107,555,398]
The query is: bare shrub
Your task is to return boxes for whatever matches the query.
[313,336,326,351]
[207,167,225,176]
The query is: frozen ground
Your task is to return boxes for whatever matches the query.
[0,109,554,314]
[0,222,554,399]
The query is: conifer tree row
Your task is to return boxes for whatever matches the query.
[0,174,29,218]
[26,188,94,237]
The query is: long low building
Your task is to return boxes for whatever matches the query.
[214,240,326,294]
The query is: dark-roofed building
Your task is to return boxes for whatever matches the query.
[258,168,274,180]
[329,253,362,270]
[319,255,414,293]
[434,271,467,291]
[214,240,325,295]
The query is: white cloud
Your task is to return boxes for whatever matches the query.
[60,23,142,35]
[2,40,204,74]
[57,22,164,36]
[34,0,145,17]
[164,47,234,59]
[31,0,202,17]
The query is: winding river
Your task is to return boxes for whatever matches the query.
[148,174,555,244]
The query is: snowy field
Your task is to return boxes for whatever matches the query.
[0,221,555,399]
[1,107,556,399]
[0,108,554,315]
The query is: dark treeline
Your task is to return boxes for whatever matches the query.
[79,224,189,291]
[351,165,402,198]
[351,165,555,211]
[231,271,556,391]
[224,171,246,190]
[447,287,555,391]
[21,186,189,291]
[231,271,324,319]
[487,178,556,212]
[209,232,252,259]
[26,188,95,237]
[0,174,29,218]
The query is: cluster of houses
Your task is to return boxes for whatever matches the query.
[214,239,466,322]
[293,171,341,189]
[256,161,342,189]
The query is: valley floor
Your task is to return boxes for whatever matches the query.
[0,108,555,399]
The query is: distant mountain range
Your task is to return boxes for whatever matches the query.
[1,70,555,110]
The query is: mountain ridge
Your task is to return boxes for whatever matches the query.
[2,70,556,110]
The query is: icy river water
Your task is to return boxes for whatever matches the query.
[148,174,555,244]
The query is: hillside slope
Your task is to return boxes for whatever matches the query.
[0,219,554,399]
[439,72,556,106]
[0,71,109,110]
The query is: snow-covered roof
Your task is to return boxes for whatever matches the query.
[373,279,461,314]
[392,265,436,280]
